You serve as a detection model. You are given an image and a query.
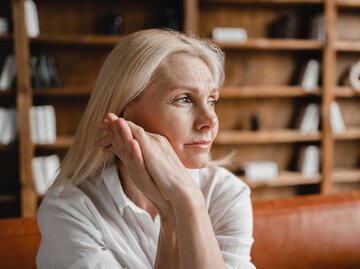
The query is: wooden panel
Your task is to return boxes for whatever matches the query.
[216,97,318,130]
[35,0,183,35]
[223,50,321,86]
[199,3,322,38]
[334,140,360,167]
[220,86,321,98]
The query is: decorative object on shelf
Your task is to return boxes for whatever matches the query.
[299,145,320,176]
[309,14,325,42]
[0,107,17,145]
[268,14,297,39]
[349,61,360,92]
[300,59,320,92]
[0,55,16,91]
[250,113,260,131]
[164,8,181,31]
[105,13,124,35]
[24,0,40,38]
[31,154,60,195]
[29,105,56,144]
[239,161,279,181]
[212,27,248,42]
[0,17,8,35]
[299,103,320,134]
[30,55,60,89]
[329,101,346,134]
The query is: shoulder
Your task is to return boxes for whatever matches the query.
[193,165,251,200]
[37,181,101,234]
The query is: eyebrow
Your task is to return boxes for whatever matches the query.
[170,86,219,95]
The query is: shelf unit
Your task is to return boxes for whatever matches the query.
[1,0,360,216]
[187,0,360,199]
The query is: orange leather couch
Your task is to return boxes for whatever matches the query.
[1,192,360,269]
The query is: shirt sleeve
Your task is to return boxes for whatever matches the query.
[210,170,256,269]
[36,187,124,269]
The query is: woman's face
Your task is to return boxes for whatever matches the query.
[123,54,219,168]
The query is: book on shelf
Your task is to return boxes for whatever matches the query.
[0,107,17,145]
[300,59,320,92]
[240,161,279,181]
[299,145,320,176]
[0,55,16,91]
[309,14,325,42]
[212,27,248,43]
[31,154,60,195]
[30,105,57,144]
[30,55,60,89]
[299,103,320,134]
[330,101,346,134]
[24,0,40,38]
[348,61,360,92]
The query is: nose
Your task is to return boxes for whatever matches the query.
[194,106,218,132]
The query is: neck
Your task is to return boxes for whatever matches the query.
[117,161,158,220]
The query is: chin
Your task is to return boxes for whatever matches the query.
[182,155,210,169]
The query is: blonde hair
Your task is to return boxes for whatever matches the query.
[51,29,225,188]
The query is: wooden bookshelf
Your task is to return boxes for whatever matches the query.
[200,0,322,4]
[33,86,92,97]
[335,41,360,52]
[31,34,126,46]
[333,168,360,183]
[334,86,360,97]
[35,136,74,150]
[334,128,360,141]
[336,0,360,8]
[213,39,323,50]
[220,86,321,98]
[215,130,321,145]
[2,0,360,216]
[242,170,322,189]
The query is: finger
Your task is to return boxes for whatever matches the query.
[95,134,112,148]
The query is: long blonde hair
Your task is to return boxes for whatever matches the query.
[51,29,225,188]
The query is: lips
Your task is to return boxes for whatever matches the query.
[184,140,211,149]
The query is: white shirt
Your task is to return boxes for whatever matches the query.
[37,164,255,269]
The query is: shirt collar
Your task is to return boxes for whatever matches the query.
[101,163,202,215]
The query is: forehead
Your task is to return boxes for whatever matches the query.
[155,54,216,92]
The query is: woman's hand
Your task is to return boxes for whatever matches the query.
[96,113,173,217]
[97,113,201,209]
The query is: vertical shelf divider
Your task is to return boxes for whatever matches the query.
[321,0,337,194]
[12,0,36,216]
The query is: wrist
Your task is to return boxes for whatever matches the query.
[172,187,206,216]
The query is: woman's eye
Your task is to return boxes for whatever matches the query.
[174,96,191,104]
[208,99,219,108]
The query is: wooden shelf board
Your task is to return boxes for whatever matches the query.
[201,0,322,4]
[335,41,360,52]
[0,143,16,151]
[332,168,360,183]
[33,86,92,97]
[213,39,323,50]
[334,128,360,141]
[35,136,73,150]
[31,34,126,46]
[0,34,12,41]
[0,194,17,204]
[215,129,321,145]
[241,171,322,189]
[337,0,360,7]
[220,86,321,98]
[334,86,360,97]
[0,90,15,96]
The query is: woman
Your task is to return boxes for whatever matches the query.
[37,29,255,269]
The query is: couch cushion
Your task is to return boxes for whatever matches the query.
[0,217,40,269]
[251,192,360,269]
